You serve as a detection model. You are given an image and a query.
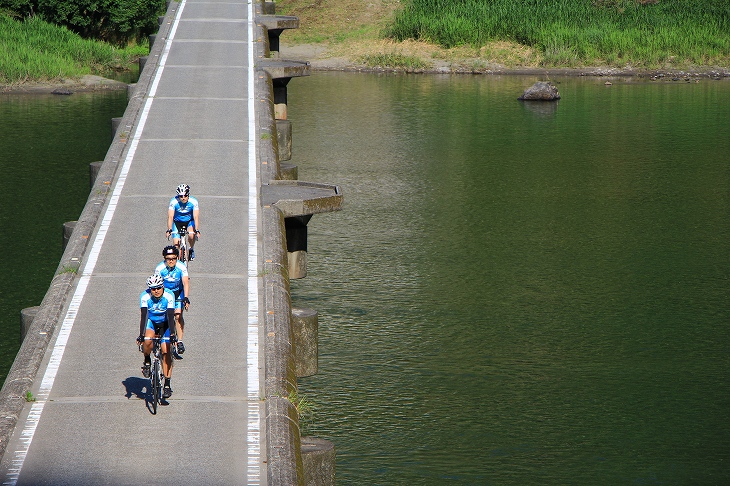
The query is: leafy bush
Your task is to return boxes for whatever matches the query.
[0,0,166,44]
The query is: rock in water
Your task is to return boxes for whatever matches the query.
[51,88,73,95]
[518,81,560,101]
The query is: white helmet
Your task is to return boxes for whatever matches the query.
[146,274,164,289]
[176,184,190,196]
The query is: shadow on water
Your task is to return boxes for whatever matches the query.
[101,63,140,85]
[519,99,559,117]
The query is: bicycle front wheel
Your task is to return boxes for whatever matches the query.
[151,360,161,414]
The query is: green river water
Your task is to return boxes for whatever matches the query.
[1,72,729,485]
[0,90,128,380]
[287,73,729,485]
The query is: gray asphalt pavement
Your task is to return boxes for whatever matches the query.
[0,0,265,483]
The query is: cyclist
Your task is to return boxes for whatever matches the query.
[166,183,200,260]
[137,274,179,399]
[154,245,190,353]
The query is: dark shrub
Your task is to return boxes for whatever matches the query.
[1,0,165,44]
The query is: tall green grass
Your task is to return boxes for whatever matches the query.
[0,14,147,84]
[385,0,730,67]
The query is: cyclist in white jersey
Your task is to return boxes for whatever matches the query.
[166,183,200,260]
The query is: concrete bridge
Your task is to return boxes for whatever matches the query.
[0,0,340,484]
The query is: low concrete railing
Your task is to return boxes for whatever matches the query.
[255,6,340,481]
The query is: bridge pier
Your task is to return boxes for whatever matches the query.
[280,162,298,181]
[111,117,122,139]
[301,436,336,486]
[20,307,40,343]
[89,161,102,188]
[277,119,292,161]
[259,16,299,59]
[273,78,290,120]
[285,215,310,279]
[62,221,77,252]
[292,307,318,377]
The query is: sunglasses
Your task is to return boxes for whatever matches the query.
[150,286,164,290]
[165,257,177,261]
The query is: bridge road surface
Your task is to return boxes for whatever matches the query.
[0,0,265,484]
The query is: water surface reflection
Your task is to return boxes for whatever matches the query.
[288,73,730,485]
[0,90,128,381]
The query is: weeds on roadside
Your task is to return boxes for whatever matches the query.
[58,264,79,275]
[287,390,315,434]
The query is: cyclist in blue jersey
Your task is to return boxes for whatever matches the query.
[155,245,190,354]
[136,274,179,399]
[166,183,200,260]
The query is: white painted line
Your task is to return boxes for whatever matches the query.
[1,2,188,485]
[165,65,249,68]
[170,39,248,44]
[246,0,261,482]
[180,18,247,22]
[154,97,248,100]
[136,138,247,142]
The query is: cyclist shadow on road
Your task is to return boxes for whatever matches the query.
[123,376,148,400]
[123,377,170,412]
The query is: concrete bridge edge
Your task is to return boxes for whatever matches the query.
[254,8,306,483]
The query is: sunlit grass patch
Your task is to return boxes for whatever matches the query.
[0,14,147,84]
[276,0,402,45]
[385,0,730,69]
[359,52,431,71]
[476,41,542,67]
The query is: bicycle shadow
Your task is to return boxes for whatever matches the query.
[122,376,148,400]
[122,376,169,413]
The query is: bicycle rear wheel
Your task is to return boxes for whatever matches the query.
[151,359,161,414]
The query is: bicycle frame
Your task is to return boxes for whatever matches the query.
[169,224,190,264]
[178,225,190,263]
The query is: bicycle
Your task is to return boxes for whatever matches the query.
[168,224,195,265]
[178,224,190,264]
[140,336,166,414]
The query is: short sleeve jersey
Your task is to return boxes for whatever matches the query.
[169,195,199,224]
[140,289,175,324]
[154,261,188,293]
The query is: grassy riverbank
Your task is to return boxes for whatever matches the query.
[0,13,146,85]
[2,1,728,81]
[276,0,730,73]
